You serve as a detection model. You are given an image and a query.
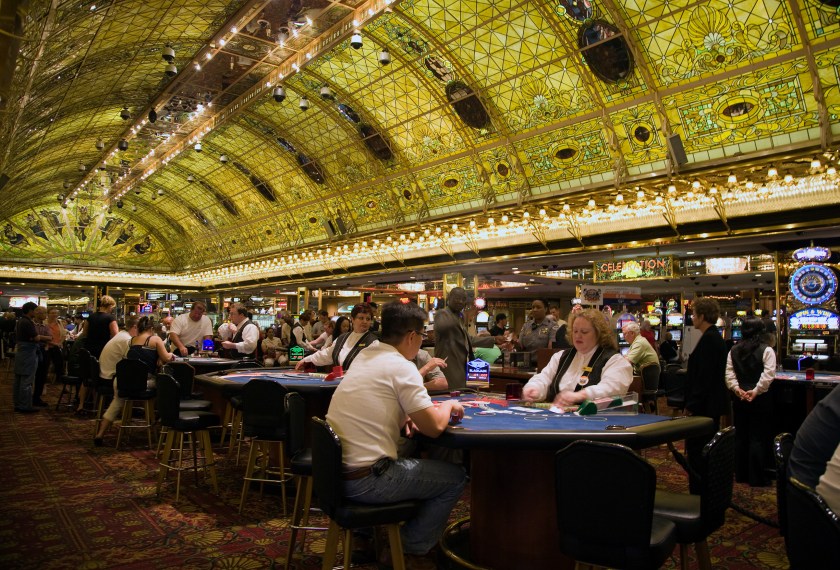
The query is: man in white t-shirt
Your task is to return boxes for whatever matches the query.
[326,302,466,567]
[169,302,213,356]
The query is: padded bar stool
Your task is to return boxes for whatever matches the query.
[284,393,328,570]
[219,361,261,460]
[156,374,220,503]
[555,440,677,569]
[55,373,82,411]
[155,362,212,457]
[653,427,736,570]
[238,379,293,514]
[114,359,157,449]
[312,417,422,570]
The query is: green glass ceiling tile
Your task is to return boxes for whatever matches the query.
[400,0,517,40]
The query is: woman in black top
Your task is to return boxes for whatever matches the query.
[128,316,175,375]
[84,295,118,358]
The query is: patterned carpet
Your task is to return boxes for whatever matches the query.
[0,367,789,569]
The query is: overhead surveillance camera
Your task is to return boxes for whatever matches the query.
[320,86,333,100]
[157,189,164,196]
[116,200,123,208]
[162,45,175,63]
[379,49,391,65]
[194,142,202,152]
[350,33,362,49]
[219,154,229,163]
[273,86,286,102]
[96,138,105,151]
[118,139,128,151]
[299,96,310,111]
[187,175,195,182]
[120,107,131,120]
[78,162,86,172]
[165,63,177,77]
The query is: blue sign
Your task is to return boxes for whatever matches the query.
[790,264,838,305]
[792,246,831,263]
[466,358,490,383]
[789,308,840,331]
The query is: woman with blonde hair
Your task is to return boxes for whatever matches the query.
[76,295,118,414]
[523,308,632,407]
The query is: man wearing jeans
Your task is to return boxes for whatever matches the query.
[326,302,466,569]
[13,302,44,413]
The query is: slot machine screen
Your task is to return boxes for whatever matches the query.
[732,329,742,340]
[620,346,630,356]
[670,329,682,342]
[617,332,626,342]
[653,330,660,341]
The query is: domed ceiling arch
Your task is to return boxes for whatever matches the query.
[2,0,840,283]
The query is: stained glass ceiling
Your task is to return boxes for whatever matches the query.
[2,0,840,286]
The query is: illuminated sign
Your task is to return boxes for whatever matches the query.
[648,315,661,326]
[146,292,165,301]
[666,314,683,327]
[466,358,490,384]
[594,256,673,282]
[289,345,305,363]
[139,303,153,313]
[790,264,838,305]
[705,257,749,274]
[474,297,486,309]
[789,308,840,331]
[792,246,831,263]
[8,296,40,308]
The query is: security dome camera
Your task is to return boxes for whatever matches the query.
[320,86,334,100]
[273,86,286,103]
[157,189,164,196]
[120,107,131,120]
[299,96,310,111]
[165,63,177,77]
[162,45,175,63]
[187,175,195,182]
[219,154,229,164]
[96,138,105,151]
[194,142,202,152]
[350,32,362,49]
[118,139,128,151]
[379,49,391,65]
[116,200,123,208]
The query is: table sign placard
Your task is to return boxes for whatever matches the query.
[466,358,490,383]
[289,345,305,363]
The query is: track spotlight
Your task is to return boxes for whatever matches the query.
[78,161,86,172]
[299,96,310,111]
[320,86,334,100]
[350,32,362,49]
[118,139,128,151]
[165,63,177,77]
[120,107,131,120]
[157,189,164,196]
[162,45,175,63]
[219,154,229,163]
[273,86,286,102]
[379,49,391,65]
[187,175,195,182]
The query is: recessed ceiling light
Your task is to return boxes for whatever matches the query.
[529,278,535,282]
[686,251,695,255]
[513,270,521,274]
[587,260,594,263]
[511,267,518,270]
[755,274,762,277]
[410,276,416,279]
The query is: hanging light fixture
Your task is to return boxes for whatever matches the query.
[118,139,128,151]
[299,96,310,111]
[350,32,362,49]
[96,138,104,150]
[120,107,131,120]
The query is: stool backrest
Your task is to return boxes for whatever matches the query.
[155,374,180,425]
[786,476,840,568]
[311,417,343,519]
[774,432,794,538]
[241,379,289,429]
[90,356,104,387]
[167,361,196,400]
[77,348,91,383]
[555,440,658,566]
[698,426,737,534]
[286,392,305,457]
[640,363,661,392]
[116,358,150,395]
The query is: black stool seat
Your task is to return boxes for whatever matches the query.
[333,499,421,529]
[230,395,244,410]
[118,388,156,399]
[63,375,82,385]
[291,449,312,476]
[167,410,220,432]
[179,399,212,412]
[651,492,703,540]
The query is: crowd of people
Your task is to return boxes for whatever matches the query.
[5,290,840,566]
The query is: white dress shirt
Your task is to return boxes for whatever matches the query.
[524,346,633,401]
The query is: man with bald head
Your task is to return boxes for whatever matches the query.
[432,287,503,390]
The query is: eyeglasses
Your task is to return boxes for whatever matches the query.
[414,330,428,339]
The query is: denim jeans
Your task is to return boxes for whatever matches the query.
[344,457,466,555]
[13,342,39,410]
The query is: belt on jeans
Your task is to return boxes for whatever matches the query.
[342,466,373,480]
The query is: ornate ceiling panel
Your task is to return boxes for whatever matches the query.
[2,0,840,280]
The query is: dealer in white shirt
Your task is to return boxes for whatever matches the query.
[219,302,260,359]
[169,301,214,356]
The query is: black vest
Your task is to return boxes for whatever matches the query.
[730,342,767,391]
[229,320,258,360]
[547,347,619,401]
[331,331,376,370]
[289,323,307,350]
